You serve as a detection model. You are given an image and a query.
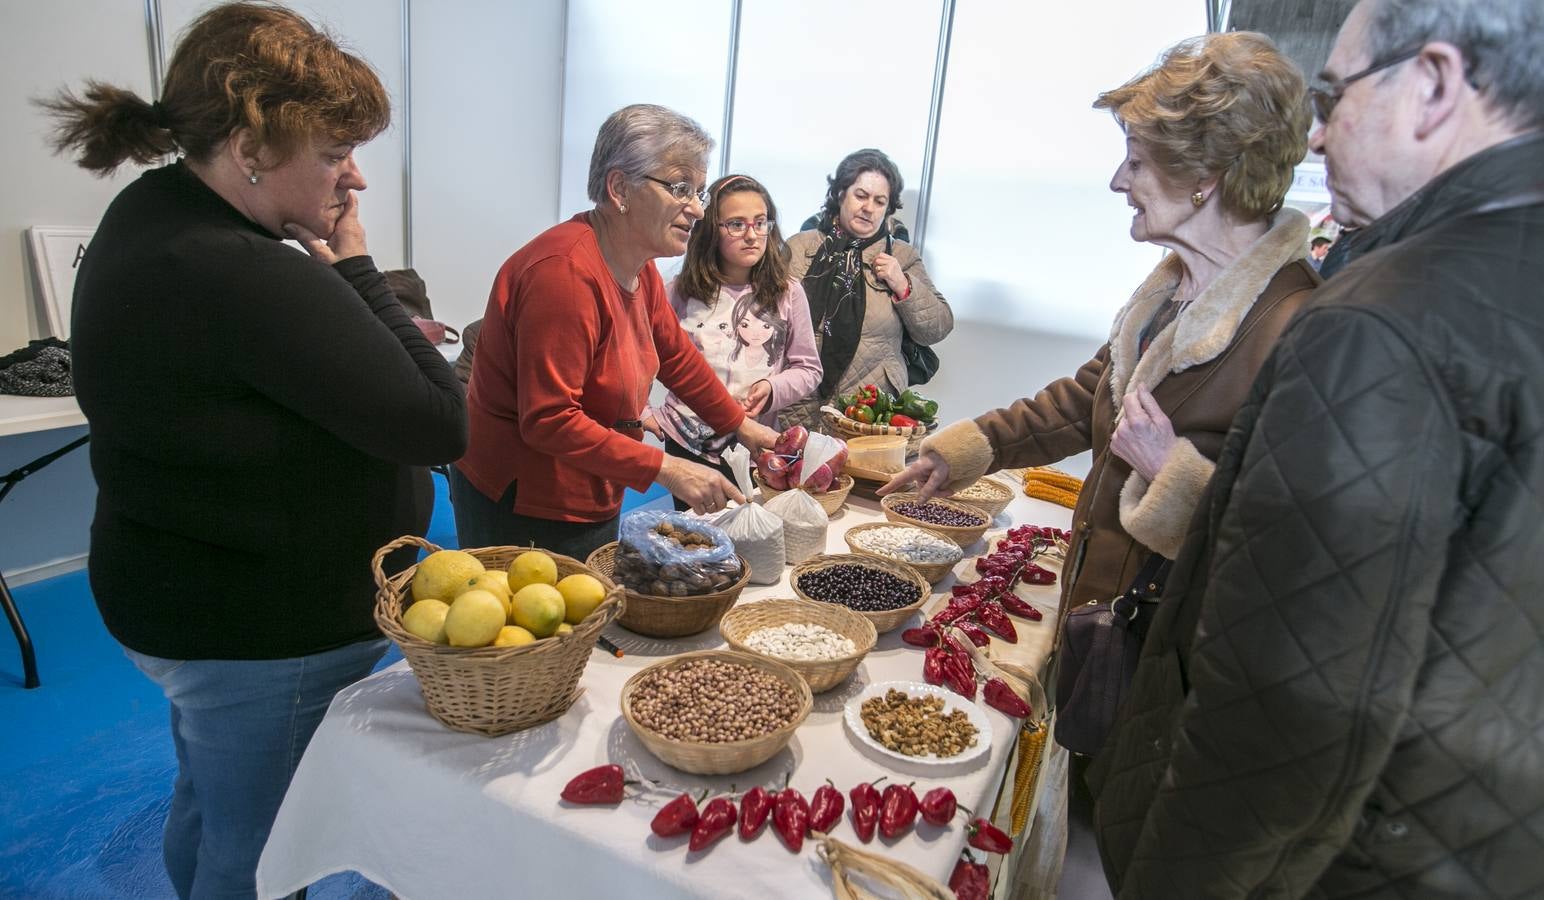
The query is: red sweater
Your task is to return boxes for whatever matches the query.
[459,214,745,521]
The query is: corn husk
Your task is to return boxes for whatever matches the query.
[814,833,954,900]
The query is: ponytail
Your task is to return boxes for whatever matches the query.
[37,81,178,177]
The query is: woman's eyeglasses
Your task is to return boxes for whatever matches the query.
[1309,46,1421,123]
[719,218,774,237]
[642,175,710,205]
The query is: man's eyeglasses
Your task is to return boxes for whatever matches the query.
[719,218,774,237]
[1310,46,1421,123]
[642,175,710,205]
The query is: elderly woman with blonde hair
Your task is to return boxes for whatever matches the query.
[884,30,1319,745]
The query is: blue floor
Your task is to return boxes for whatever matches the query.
[0,475,670,898]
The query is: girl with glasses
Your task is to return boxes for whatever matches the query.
[646,174,822,508]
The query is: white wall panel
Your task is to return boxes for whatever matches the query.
[727,0,943,234]
[924,1,1206,339]
[410,0,566,332]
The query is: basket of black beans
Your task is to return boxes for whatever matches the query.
[881,492,991,547]
[790,553,931,635]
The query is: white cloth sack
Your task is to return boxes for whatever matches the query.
[714,446,785,584]
[764,488,828,564]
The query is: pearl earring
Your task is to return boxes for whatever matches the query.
[619,204,627,213]
[1191,191,1205,207]
[249,172,259,185]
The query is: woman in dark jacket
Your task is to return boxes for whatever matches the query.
[42,4,465,895]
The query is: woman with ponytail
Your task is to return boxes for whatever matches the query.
[39,4,465,895]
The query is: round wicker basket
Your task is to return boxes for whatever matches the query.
[372,536,624,737]
[823,410,936,456]
[586,543,751,638]
[948,477,1014,520]
[755,471,854,517]
[842,522,964,584]
[620,649,813,775]
[719,599,877,693]
[789,553,932,635]
[880,493,992,547]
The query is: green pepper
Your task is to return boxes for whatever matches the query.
[921,398,939,421]
[851,405,876,425]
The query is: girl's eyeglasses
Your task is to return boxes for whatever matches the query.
[719,218,774,237]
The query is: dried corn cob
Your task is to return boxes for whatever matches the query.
[1023,480,1079,508]
[1010,720,1050,834]
[1024,467,1084,493]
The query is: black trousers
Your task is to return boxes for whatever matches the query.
[447,466,619,562]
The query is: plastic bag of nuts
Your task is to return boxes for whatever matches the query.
[615,511,744,597]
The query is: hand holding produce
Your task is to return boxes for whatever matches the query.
[755,426,849,493]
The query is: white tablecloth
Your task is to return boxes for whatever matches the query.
[256,485,1072,900]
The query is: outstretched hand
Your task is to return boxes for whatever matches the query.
[878,450,953,501]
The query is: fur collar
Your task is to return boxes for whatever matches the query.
[1106,208,1310,407]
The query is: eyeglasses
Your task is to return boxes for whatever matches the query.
[719,218,774,237]
[1310,46,1421,123]
[642,175,710,205]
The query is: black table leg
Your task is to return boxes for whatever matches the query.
[0,432,90,690]
[0,572,38,689]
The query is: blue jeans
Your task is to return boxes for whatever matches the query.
[124,639,388,900]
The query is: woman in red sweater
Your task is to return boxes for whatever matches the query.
[454,104,779,559]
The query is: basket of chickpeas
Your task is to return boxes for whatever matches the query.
[619,649,813,775]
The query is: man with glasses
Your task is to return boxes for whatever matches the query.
[1092,1,1544,896]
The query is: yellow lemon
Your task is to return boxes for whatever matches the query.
[507,551,558,592]
[556,573,607,624]
[510,583,565,638]
[401,599,450,644]
[460,571,513,620]
[444,590,507,647]
[412,550,484,603]
[493,625,537,647]
[555,623,574,637]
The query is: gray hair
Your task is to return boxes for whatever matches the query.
[586,104,714,203]
[1364,0,1544,130]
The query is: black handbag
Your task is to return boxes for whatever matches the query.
[384,267,460,345]
[1053,554,1170,756]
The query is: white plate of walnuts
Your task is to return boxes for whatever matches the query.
[843,681,992,771]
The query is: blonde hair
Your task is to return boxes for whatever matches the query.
[1094,32,1311,220]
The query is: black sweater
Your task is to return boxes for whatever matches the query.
[72,162,467,659]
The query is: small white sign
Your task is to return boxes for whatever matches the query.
[1287,162,1331,205]
[26,226,95,340]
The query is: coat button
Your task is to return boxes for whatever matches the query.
[1385,821,1408,838]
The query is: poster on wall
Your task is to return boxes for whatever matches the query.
[25,226,94,341]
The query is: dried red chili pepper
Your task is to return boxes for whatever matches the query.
[983,677,1033,718]
[923,645,948,686]
[950,582,983,598]
[974,603,1018,642]
[966,817,1015,854]
[949,854,990,900]
[879,782,919,839]
[974,575,1010,598]
[919,787,958,826]
[560,764,626,804]
[848,778,884,843]
[996,591,1044,621]
[650,792,700,838]
[738,786,773,840]
[772,788,810,852]
[1020,563,1057,585]
[900,625,940,648]
[932,594,982,626]
[808,779,845,834]
[943,653,978,701]
[954,619,991,647]
[688,796,738,852]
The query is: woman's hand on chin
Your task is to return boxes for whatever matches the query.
[285,192,367,264]
[1110,384,1177,482]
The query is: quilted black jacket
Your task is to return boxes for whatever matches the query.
[1090,131,1544,899]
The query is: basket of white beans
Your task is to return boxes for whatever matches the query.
[719,598,877,693]
[843,522,965,584]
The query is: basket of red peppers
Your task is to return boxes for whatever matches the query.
[901,525,1069,718]
[825,385,939,455]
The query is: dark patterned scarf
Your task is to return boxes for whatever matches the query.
[801,213,887,399]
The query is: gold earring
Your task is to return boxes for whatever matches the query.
[1191,191,1205,207]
